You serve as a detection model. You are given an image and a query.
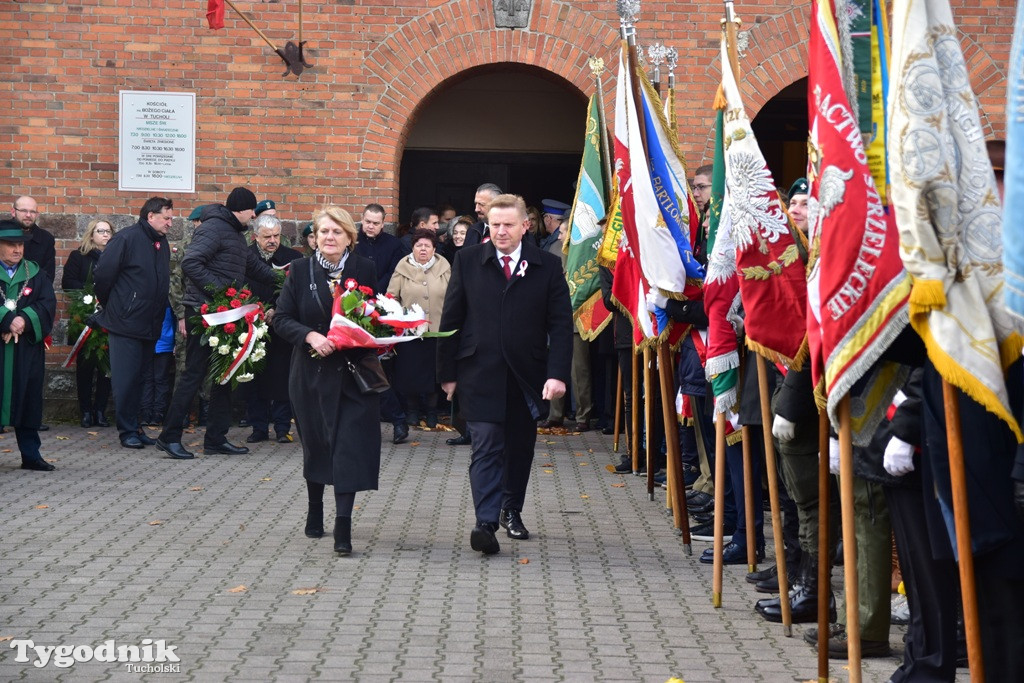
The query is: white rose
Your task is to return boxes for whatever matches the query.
[208,336,220,348]
[238,332,248,346]
[82,294,94,305]
[254,324,267,339]
[218,344,231,355]
[235,372,254,383]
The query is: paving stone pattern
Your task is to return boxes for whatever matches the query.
[0,424,953,682]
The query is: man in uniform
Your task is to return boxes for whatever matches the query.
[0,219,56,471]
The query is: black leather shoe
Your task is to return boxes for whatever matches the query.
[135,432,156,446]
[305,500,324,538]
[537,419,563,429]
[156,439,195,460]
[446,434,471,446]
[94,412,110,428]
[757,587,836,624]
[470,523,500,555]
[121,435,145,449]
[686,490,713,506]
[690,510,713,525]
[499,509,530,540]
[613,458,632,473]
[246,431,268,443]
[746,564,777,584]
[276,432,292,443]
[392,422,409,444]
[37,424,49,431]
[204,441,249,455]
[688,498,715,515]
[21,459,55,471]
[80,413,93,428]
[699,542,765,565]
[334,516,352,555]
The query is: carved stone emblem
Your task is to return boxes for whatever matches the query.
[494,0,531,28]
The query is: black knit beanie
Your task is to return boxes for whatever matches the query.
[226,187,257,212]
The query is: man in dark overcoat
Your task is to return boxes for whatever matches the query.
[245,212,302,443]
[0,220,56,471]
[438,194,573,555]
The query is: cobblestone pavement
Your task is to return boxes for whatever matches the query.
[1,422,942,682]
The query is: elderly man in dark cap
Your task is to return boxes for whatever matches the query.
[156,187,278,460]
[0,220,56,471]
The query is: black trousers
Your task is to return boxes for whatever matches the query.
[466,372,538,526]
[140,352,174,421]
[108,333,154,441]
[159,306,232,446]
[884,484,959,683]
[75,354,110,415]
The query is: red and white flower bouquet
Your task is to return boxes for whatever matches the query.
[325,278,446,350]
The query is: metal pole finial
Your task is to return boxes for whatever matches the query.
[617,0,641,40]
[588,56,606,76]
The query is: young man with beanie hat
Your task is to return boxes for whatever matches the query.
[157,186,277,460]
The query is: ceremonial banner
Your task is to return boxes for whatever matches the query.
[808,0,911,428]
[206,0,225,29]
[1004,1,1024,320]
[703,91,741,415]
[565,94,612,340]
[719,41,808,369]
[889,0,1023,439]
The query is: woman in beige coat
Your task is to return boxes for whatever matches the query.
[387,228,451,427]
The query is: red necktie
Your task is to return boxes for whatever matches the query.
[501,255,512,280]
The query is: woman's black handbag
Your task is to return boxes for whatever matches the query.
[346,354,390,395]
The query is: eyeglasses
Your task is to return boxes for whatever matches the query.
[692,184,712,192]
[94,229,112,234]
[14,208,38,215]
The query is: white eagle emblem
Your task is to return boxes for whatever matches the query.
[725,150,790,253]
[817,165,854,219]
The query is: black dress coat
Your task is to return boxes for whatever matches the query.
[249,243,303,402]
[273,252,381,491]
[437,241,573,422]
[0,261,56,427]
[61,248,102,291]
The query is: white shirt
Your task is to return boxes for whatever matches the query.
[495,242,523,278]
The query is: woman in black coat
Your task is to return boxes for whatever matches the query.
[62,219,114,428]
[273,206,381,556]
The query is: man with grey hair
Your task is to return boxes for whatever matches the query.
[244,212,303,443]
[463,183,502,247]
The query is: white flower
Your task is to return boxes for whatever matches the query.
[235,372,254,383]
[250,345,266,362]
[376,296,403,317]
[218,344,231,355]
[254,324,267,339]
[82,294,94,305]
[208,336,220,348]
[238,332,249,346]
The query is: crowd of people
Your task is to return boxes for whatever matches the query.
[3,165,1023,680]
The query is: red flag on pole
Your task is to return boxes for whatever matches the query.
[207,0,225,29]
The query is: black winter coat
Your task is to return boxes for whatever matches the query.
[272,253,381,490]
[354,230,408,294]
[182,205,276,308]
[248,243,303,402]
[23,225,56,284]
[92,219,170,340]
[61,248,102,291]
[437,241,573,422]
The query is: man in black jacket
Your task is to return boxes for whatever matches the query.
[11,196,55,284]
[93,197,173,449]
[157,187,277,460]
[438,194,573,554]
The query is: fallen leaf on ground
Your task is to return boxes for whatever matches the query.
[540,463,554,467]
[87,431,98,436]
[544,440,556,444]
[579,462,588,466]
[409,441,421,447]
[573,452,584,457]
[227,585,247,593]
[580,494,589,499]
[588,448,594,453]
[518,558,529,565]
[291,587,323,595]
[148,520,163,526]
[543,469,553,474]
[34,504,49,509]
[353,505,361,510]
[55,436,70,440]
[189,486,202,491]
[611,483,626,488]
[188,442,201,447]
[1,449,10,453]
[0,636,12,643]
[605,464,619,473]
[260,478,272,482]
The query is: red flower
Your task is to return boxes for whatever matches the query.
[239,289,251,298]
[244,310,258,323]
[226,287,238,297]
[203,320,210,328]
[358,285,374,296]
[224,322,237,334]
[230,299,242,308]
[344,278,358,291]
[369,310,380,321]
[200,303,209,314]
[217,305,229,313]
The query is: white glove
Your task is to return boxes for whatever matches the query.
[829,437,840,475]
[645,289,669,313]
[772,415,796,443]
[883,437,916,477]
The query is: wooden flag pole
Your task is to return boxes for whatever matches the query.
[817,408,831,683]
[712,410,728,607]
[942,379,985,682]
[223,0,280,52]
[757,355,791,636]
[741,424,758,573]
[838,396,862,682]
[658,342,691,553]
[613,366,623,452]
[643,346,655,500]
[631,347,641,473]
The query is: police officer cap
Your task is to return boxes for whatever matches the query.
[542,199,571,218]
[0,219,28,242]
[187,206,205,221]
[255,199,276,216]
[788,178,809,199]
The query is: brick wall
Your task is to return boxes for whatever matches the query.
[0,0,1015,388]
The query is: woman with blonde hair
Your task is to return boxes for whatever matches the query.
[62,219,115,427]
[273,205,382,556]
